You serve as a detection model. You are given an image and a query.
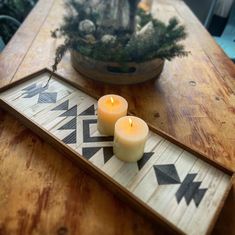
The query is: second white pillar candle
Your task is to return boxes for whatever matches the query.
[113,116,149,162]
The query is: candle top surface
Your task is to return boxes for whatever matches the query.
[98,94,128,114]
[115,116,149,142]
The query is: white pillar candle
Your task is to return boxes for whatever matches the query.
[97,94,128,136]
[113,116,149,162]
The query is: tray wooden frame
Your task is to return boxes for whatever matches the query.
[0,68,233,235]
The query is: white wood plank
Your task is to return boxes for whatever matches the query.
[32,83,92,122]
[167,159,211,231]
[148,151,197,215]
[102,156,124,177]
[132,142,183,202]
[113,163,140,187]
[2,78,75,119]
[112,134,163,187]
[0,73,49,100]
[178,164,230,235]
[129,141,179,192]
[41,95,95,130]
[89,148,106,168]
[20,80,74,116]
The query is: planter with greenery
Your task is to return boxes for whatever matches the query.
[51,0,189,84]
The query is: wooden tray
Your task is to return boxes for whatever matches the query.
[0,69,233,235]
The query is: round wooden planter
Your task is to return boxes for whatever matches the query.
[71,50,164,85]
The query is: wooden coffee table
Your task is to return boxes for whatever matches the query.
[0,0,234,234]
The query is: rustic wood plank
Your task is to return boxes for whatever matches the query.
[0,0,234,234]
[0,0,55,87]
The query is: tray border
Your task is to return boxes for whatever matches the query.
[0,68,233,235]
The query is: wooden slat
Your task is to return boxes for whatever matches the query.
[0,0,55,88]
[132,143,183,201]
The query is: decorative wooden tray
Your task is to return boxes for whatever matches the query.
[0,69,233,235]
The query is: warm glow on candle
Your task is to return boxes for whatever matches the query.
[97,94,128,136]
[114,116,149,162]
[110,96,114,105]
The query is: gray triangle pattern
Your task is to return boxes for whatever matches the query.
[79,105,95,116]
[82,147,101,160]
[38,92,57,103]
[103,147,114,163]
[52,100,69,111]
[59,105,77,117]
[154,164,181,185]
[59,117,77,130]
[62,130,77,144]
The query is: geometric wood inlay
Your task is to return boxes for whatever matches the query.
[137,152,155,170]
[83,119,113,143]
[154,164,181,185]
[0,72,231,235]
[175,173,207,207]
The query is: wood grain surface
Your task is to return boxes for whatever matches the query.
[0,0,234,234]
